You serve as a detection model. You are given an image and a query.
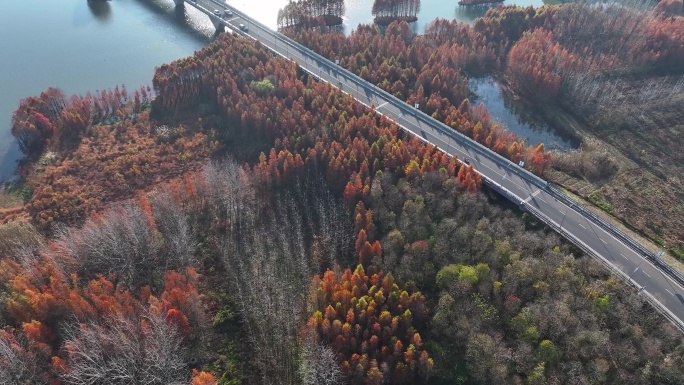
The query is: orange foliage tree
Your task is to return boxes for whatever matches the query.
[506,29,578,104]
[308,265,433,384]
[284,20,552,174]
[0,252,205,383]
[191,369,219,385]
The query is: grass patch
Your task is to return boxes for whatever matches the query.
[588,191,612,213]
[672,248,684,262]
[0,184,29,209]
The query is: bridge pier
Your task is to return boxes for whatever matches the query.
[211,18,225,31]
[174,0,184,6]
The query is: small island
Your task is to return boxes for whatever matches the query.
[372,0,421,26]
[277,0,345,29]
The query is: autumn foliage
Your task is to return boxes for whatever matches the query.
[2,4,684,382]
[150,32,476,205]
[506,29,578,104]
[0,248,204,383]
[11,86,154,156]
[191,370,219,385]
[491,3,684,102]
[308,265,433,384]
[284,20,552,174]
[8,83,216,229]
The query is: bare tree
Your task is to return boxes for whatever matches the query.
[60,309,188,385]
[149,186,196,267]
[299,334,345,385]
[0,331,43,385]
[294,171,353,270]
[51,198,186,288]
[0,221,43,263]
[198,159,352,385]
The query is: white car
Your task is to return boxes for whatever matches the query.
[239,23,248,32]
[224,9,233,17]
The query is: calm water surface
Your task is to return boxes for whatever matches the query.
[469,77,578,150]
[1,0,558,181]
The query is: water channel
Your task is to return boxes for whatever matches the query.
[1,0,567,182]
[468,77,579,150]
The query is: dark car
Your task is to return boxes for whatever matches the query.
[464,157,471,165]
[239,23,248,32]
[213,10,221,17]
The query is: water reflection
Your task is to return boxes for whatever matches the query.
[0,141,21,183]
[453,5,488,23]
[468,77,579,150]
[87,1,112,23]
[131,0,216,42]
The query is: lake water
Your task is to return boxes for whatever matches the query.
[468,77,578,150]
[1,0,558,182]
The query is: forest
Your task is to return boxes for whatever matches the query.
[283,20,551,174]
[282,1,684,256]
[2,3,684,385]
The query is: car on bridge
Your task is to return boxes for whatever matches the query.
[224,9,233,17]
[239,23,248,32]
[213,10,221,17]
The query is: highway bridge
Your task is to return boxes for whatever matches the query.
[177,0,684,330]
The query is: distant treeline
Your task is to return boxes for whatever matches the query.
[372,0,421,25]
[277,0,345,29]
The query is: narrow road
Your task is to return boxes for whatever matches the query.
[186,0,684,329]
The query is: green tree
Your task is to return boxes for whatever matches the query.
[250,79,275,96]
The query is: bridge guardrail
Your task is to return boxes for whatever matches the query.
[517,191,684,332]
[222,1,684,307]
[546,185,684,287]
